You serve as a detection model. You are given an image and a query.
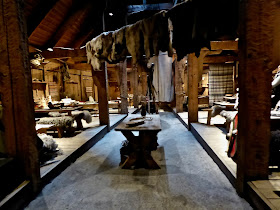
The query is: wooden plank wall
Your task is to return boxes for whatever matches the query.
[31,66,94,101]
[31,64,132,102]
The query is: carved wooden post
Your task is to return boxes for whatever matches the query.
[92,64,110,128]
[118,60,128,114]
[175,56,186,113]
[237,0,279,194]
[0,0,40,191]
[187,53,198,129]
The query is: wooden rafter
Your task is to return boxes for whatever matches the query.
[28,0,74,47]
[25,0,59,35]
[40,47,86,59]
[72,29,95,48]
[52,2,94,48]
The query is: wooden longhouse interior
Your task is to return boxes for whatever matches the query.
[1,0,280,209]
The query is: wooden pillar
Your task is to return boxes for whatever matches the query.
[187,53,199,129]
[237,0,279,194]
[94,85,98,102]
[92,64,110,127]
[133,64,139,108]
[119,60,128,114]
[80,70,83,101]
[0,0,40,191]
[141,68,148,99]
[184,66,188,99]
[175,56,186,113]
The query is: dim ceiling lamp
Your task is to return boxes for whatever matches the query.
[47,48,53,51]
[109,12,113,16]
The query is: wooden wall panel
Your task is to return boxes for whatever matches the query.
[64,74,81,100]
[31,69,43,81]
[44,70,62,101]
[31,67,95,102]
[109,84,120,100]
[81,71,93,102]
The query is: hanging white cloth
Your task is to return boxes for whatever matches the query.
[148,51,174,102]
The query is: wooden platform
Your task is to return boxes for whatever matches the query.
[0,109,139,209]
[174,111,280,209]
[40,113,128,182]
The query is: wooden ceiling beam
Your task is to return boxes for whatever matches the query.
[203,55,237,64]
[28,0,74,48]
[68,63,91,71]
[210,40,238,51]
[51,2,94,48]
[40,47,86,59]
[127,3,173,14]
[72,29,96,48]
[25,0,58,36]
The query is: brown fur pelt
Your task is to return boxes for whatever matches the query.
[86,32,114,71]
[86,35,103,71]
[211,105,224,117]
[71,111,92,123]
[140,11,172,59]
[37,116,74,128]
[125,21,143,64]
[110,26,128,63]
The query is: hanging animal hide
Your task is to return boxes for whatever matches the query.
[110,26,128,63]
[86,32,114,71]
[140,11,172,59]
[125,21,144,64]
[167,0,238,60]
[86,35,103,71]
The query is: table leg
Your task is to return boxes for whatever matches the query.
[57,127,64,138]
[120,130,160,169]
[140,131,160,169]
[120,131,138,168]
[207,110,212,125]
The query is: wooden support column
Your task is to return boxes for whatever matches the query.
[141,68,148,99]
[92,64,110,128]
[80,70,83,101]
[187,53,199,129]
[94,85,98,102]
[175,56,186,113]
[237,0,280,194]
[119,60,128,114]
[0,0,40,191]
[133,64,139,108]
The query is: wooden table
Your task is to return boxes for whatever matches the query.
[35,106,82,116]
[223,96,237,103]
[115,114,161,169]
[213,101,236,110]
[78,103,98,110]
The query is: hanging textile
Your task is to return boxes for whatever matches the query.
[167,0,238,60]
[148,51,174,102]
[209,64,234,105]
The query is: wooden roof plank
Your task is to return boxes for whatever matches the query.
[28,0,74,47]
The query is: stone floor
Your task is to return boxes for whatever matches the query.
[25,112,252,210]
